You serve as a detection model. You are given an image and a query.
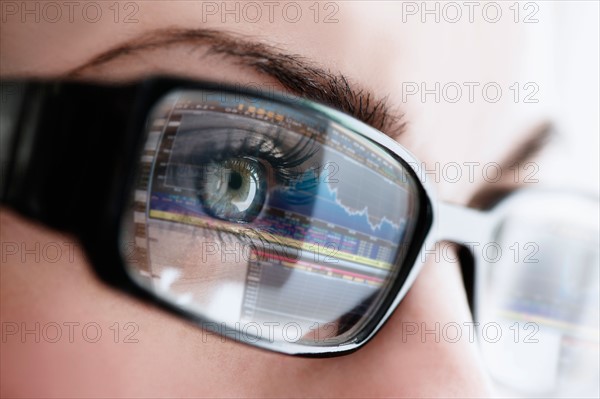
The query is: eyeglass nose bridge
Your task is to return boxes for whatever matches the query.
[434,202,498,248]
[430,202,501,319]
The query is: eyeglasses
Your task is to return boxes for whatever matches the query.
[0,78,494,356]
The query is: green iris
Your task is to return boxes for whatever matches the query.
[200,158,267,223]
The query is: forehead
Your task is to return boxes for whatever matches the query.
[0,2,530,81]
[0,1,549,186]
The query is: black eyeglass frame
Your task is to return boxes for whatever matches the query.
[0,77,490,357]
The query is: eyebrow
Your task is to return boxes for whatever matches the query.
[68,28,406,138]
[468,122,553,209]
[67,26,551,207]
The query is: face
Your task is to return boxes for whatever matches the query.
[1,2,551,396]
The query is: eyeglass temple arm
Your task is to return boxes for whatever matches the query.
[0,81,140,234]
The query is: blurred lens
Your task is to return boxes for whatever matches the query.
[120,89,424,350]
[479,191,599,397]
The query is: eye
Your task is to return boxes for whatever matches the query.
[199,157,267,223]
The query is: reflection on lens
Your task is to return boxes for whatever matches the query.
[479,192,600,397]
[120,89,424,350]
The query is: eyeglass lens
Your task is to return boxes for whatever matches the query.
[120,90,422,347]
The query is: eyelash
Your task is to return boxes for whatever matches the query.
[210,129,320,186]
[205,130,319,258]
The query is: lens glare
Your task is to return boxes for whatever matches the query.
[120,89,425,351]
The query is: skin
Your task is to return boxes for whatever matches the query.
[1,2,550,397]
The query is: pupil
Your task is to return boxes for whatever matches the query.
[228,171,243,190]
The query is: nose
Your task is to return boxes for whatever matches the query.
[330,252,493,397]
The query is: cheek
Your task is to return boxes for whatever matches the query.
[219,255,490,397]
[1,209,489,397]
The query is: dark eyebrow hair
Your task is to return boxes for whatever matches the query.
[68,28,406,138]
[468,122,553,210]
